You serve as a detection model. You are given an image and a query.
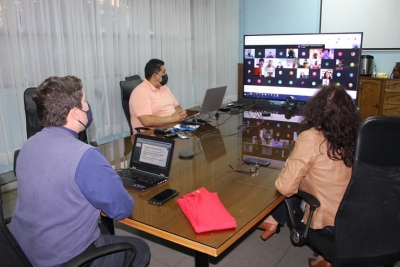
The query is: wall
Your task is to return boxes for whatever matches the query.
[239,0,320,62]
[361,51,399,76]
[240,0,400,74]
[321,0,400,50]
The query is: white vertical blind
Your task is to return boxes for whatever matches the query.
[0,0,239,172]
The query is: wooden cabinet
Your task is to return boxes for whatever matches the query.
[358,77,400,121]
[381,80,400,116]
[358,78,383,121]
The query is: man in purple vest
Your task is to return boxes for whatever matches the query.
[11,76,150,267]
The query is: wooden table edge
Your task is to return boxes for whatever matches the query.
[117,194,286,258]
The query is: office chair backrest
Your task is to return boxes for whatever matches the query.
[0,189,33,267]
[333,116,400,266]
[125,75,141,81]
[120,79,143,135]
[13,150,20,178]
[355,116,400,166]
[24,87,43,139]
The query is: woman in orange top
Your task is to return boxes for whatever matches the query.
[259,85,360,267]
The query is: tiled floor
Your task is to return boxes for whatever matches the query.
[2,187,400,267]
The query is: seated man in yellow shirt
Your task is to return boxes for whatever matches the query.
[129,58,187,131]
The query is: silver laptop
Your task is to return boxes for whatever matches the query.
[117,134,175,193]
[183,86,227,122]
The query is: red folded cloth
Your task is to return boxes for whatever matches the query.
[177,187,237,233]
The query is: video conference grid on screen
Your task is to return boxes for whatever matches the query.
[243,33,363,103]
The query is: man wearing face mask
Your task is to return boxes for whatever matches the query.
[11,76,150,267]
[129,58,187,131]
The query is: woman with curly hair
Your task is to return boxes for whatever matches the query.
[258,85,360,267]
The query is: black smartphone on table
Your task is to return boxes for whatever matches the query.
[243,157,271,166]
[148,189,179,206]
[154,128,170,134]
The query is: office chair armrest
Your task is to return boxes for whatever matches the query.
[285,190,321,246]
[63,242,136,267]
[285,190,321,226]
[4,216,11,225]
[296,190,320,211]
[134,127,151,133]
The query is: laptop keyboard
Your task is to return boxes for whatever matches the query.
[117,168,167,191]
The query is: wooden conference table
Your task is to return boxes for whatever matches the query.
[98,110,300,267]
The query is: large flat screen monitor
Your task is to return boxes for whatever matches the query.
[243,32,363,104]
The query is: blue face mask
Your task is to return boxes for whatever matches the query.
[78,102,93,129]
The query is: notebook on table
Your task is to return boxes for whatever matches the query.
[183,85,227,123]
[117,134,175,194]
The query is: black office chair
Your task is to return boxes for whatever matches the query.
[125,74,141,81]
[3,149,22,226]
[13,150,19,178]
[24,87,43,139]
[119,79,150,135]
[24,88,90,144]
[285,116,400,267]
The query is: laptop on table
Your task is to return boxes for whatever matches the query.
[117,134,175,194]
[183,85,227,123]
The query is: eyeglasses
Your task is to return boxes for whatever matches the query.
[229,161,259,175]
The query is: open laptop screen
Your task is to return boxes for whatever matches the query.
[198,86,227,115]
[130,135,175,176]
